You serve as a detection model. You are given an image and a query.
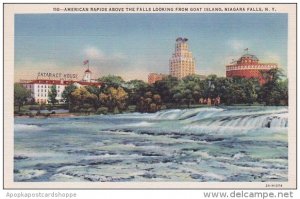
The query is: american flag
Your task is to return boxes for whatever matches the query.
[83,60,89,65]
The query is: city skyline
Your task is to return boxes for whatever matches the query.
[15,13,287,82]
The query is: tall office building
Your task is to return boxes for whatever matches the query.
[169,37,196,79]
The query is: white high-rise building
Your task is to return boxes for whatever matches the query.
[169,37,196,79]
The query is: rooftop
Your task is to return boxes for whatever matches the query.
[239,53,259,61]
[176,37,188,42]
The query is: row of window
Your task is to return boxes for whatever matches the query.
[171,67,194,70]
[175,59,194,62]
[171,65,195,69]
[37,93,47,97]
[171,57,194,60]
[176,45,188,49]
[25,84,63,90]
[170,60,195,64]
[37,85,61,88]
[37,89,60,93]
[227,65,276,70]
[170,67,195,71]
[36,98,65,104]
[241,60,257,63]
[37,93,62,97]
[36,99,48,103]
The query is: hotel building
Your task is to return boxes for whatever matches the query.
[169,37,196,79]
[226,51,278,84]
[20,68,101,104]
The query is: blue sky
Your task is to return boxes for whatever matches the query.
[15,13,287,81]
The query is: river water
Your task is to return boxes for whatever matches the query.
[14,106,288,182]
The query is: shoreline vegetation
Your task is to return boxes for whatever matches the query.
[14,104,278,119]
[14,69,288,118]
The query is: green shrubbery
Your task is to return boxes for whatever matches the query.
[14,69,288,116]
[96,107,109,115]
[63,70,289,113]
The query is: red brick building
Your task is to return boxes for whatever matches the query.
[226,53,278,84]
[148,73,167,84]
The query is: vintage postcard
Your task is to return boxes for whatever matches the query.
[3,3,296,189]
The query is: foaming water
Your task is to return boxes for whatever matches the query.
[14,106,288,182]
[152,107,287,128]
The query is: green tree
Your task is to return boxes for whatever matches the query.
[126,79,148,89]
[86,85,103,109]
[202,75,219,99]
[125,79,149,105]
[14,83,31,112]
[171,81,194,108]
[182,74,203,103]
[99,87,128,113]
[136,91,162,113]
[153,75,179,103]
[259,68,288,105]
[48,85,58,105]
[211,77,230,104]
[241,78,259,104]
[98,75,125,88]
[260,68,284,83]
[278,79,288,105]
[70,87,98,112]
[62,84,77,110]
[172,92,183,107]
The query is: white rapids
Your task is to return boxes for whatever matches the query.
[14,106,288,182]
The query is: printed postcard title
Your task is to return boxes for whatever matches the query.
[52,6,278,13]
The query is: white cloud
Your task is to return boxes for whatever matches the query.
[15,47,151,82]
[83,46,127,61]
[223,55,239,65]
[83,47,105,60]
[261,52,281,65]
[112,52,127,60]
[228,39,248,52]
[14,59,91,82]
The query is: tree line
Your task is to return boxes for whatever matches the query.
[14,68,288,114]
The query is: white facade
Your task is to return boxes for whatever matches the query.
[169,37,196,79]
[20,68,101,104]
[83,69,92,82]
[22,81,67,104]
[226,64,278,72]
